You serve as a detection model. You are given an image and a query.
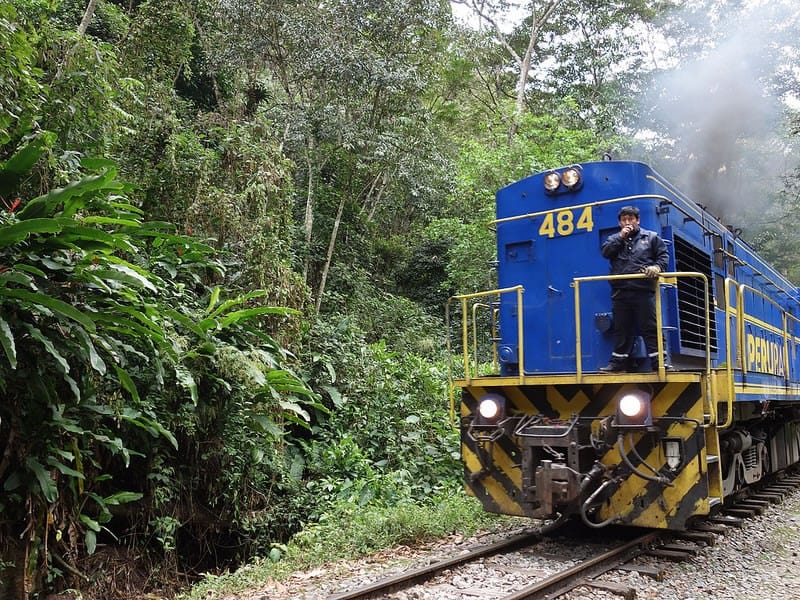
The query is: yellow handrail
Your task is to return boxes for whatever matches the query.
[573,272,713,419]
[721,277,738,429]
[446,286,525,421]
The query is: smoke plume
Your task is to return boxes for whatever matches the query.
[639,0,799,227]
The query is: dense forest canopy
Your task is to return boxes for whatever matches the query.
[1,0,799,596]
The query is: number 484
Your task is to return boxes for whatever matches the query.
[537,206,594,238]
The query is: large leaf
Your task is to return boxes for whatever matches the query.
[113,365,140,403]
[249,414,283,437]
[0,317,15,369]
[81,216,141,228]
[24,323,69,374]
[204,289,271,319]
[16,168,124,220]
[61,223,134,253]
[0,269,35,288]
[103,491,144,505]
[0,288,96,331]
[0,131,57,199]
[175,365,198,406]
[0,217,68,247]
[201,306,298,332]
[25,457,58,503]
[119,408,178,450]
[73,327,106,375]
[47,457,85,480]
[219,306,298,329]
[89,265,158,292]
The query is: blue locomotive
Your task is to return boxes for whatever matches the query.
[450,160,800,529]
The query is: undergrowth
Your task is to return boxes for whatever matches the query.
[179,491,516,599]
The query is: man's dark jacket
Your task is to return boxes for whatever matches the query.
[601,227,669,293]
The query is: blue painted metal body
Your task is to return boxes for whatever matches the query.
[494,160,800,404]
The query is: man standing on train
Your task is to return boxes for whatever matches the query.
[599,205,670,372]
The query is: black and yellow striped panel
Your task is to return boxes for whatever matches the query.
[461,381,714,529]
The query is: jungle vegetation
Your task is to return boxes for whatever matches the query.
[1,0,798,597]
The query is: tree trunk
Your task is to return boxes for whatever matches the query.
[77,0,99,36]
[510,1,564,138]
[315,194,345,314]
[55,0,99,79]
[302,143,316,282]
[457,0,565,140]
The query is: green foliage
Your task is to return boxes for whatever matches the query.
[119,0,196,85]
[52,0,129,42]
[299,316,460,517]
[122,113,306,313]
[0,2,44,149]
[180,492,510,599]
[4,2,799,598]
[0,134,313,594]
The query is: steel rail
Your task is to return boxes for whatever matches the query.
[327,528,542,600]
[501,532,660,600]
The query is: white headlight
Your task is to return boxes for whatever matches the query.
[619,393,644,418]
[478,398,500,419]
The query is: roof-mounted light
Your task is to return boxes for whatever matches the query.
[561,166,582,188]
[543,171,561,192]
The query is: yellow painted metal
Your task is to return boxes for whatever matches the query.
[516,285,525,379]
[574,281,583,378]
[460,296,469,383]
[471,302,488,377]
[721,278,738,429]
[448,285,524,381]
[596,382,709,527]
[447,287,523,426]
[454,371,702,389]
[704,423,724,503]
[736,282,800,385]
[461,442,525,516]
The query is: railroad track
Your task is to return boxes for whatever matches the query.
[327,526,665,600]
[325,469,800,600]
[327,527,543,600]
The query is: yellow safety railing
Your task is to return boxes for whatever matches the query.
[573,272,714,422]
[722,277,739,429]
[720,279,800,428]
[446,286,524,422]
[448,271,800,430]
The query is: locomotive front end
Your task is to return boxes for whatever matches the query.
[460,377,714,529]
[451,160,729,530]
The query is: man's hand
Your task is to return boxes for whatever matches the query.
[620,225,634,238]
[643,265,661,278]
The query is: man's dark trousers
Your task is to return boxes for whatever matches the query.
[609,289,658,366]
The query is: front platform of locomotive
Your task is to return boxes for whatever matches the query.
[455,160,722,530]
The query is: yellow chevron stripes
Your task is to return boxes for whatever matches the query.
[598,382,707,527]
[460,379,712,528]
[461,442,525,516]
[546,385,591,413]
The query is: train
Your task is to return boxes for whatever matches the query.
[448,160,800,530]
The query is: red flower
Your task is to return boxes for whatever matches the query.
[1,196,21,212]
